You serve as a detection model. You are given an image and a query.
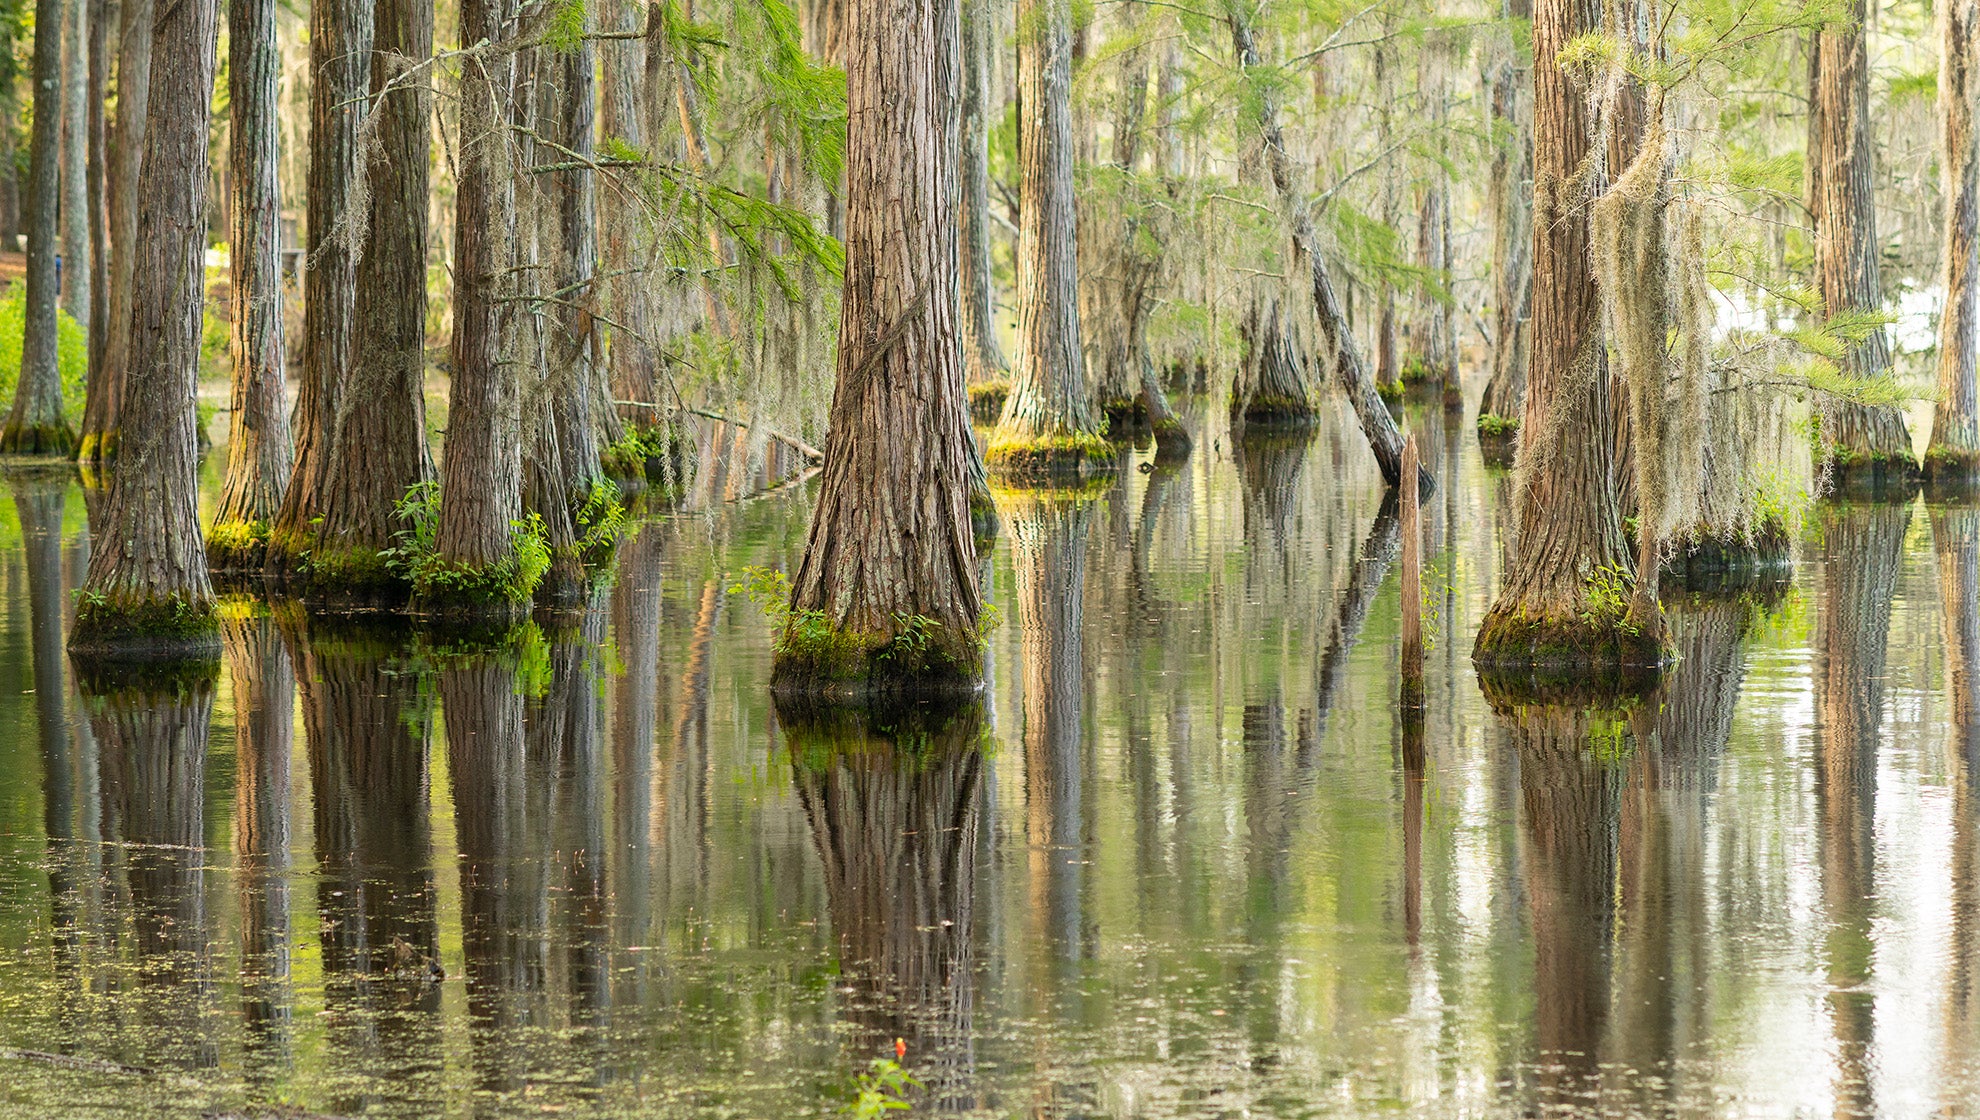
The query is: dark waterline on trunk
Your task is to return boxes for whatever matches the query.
[0,398,1972,1117]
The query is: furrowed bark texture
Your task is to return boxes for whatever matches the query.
[1811,4,1913,472]
[958,0,1006,386]
[307,0,434,586]
[269,0,372,566]
[10,0,72,453]
[59,0,89,334]
[777,0,983,695]
[1480,0,1534,428]
[434,0,523,593]
[1932,0,1980,472]
[600,0,657,425]
[1473,0,1645,675]
[85,0,108,378]
[69,0,220,655]
[212,0,292,569]
[81,0,151,463]
[991,0,1106,468]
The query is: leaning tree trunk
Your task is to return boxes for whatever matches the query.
[774,0,982,697]
[1225,1,1419,489]
[1480,0,1534,435]
[210,0,292,573]
[8,0,74,454]
[266,0,372,571]
[80,0,151,464]
[59,0,90,337]
[1472,0,1653,681]
[1931,0,1980,479]
[1811,6,1915,483]
[298,0,434,600]
[987,0,1110,479]
[1401,46,1453,398]
[430,0,526,615]
[67,0,219,658]
[958,0,1007,389]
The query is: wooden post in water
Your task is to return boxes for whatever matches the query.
[1400,433,1424,710]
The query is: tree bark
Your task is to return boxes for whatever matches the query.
[86,0,108,377]
[80,0,150,463]
[1479,0,1534,434]
[1932,0,1980,477]
[59,0,89,336]
[958,0,1006,387]
[600,0,657,430]
[296,0,434,597]
[8,0,75,453]
[267,0,372,569]
[430,0,525,612]
[775,0,982,696]
[989,0,1110,477]
[68,0,220,658]
[210,0,292,572]
[1472,0,1653,680]
[1811,2,1915,481]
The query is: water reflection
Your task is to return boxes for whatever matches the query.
[225,612,294,1079]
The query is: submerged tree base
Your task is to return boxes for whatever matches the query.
[1229,393,1320,430]
[1099,396,1147,435]
[1924,444,1980,491]
[968,380,1011,424]
[985,431,1119,482]
[1662,518,1794,591]
[0,421,77,457]
[1151,416,1193,463]
[263,534,415,612]
[769,618,984,704]
[1471,606,1668,697]
[207,519,273,575]
[76,429,119,464]
[1822,447,1920,500]
[69,591,222,662]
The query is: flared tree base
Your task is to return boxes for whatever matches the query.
[76,428,119,465]
[1823,446,1920,500]
[1662,519,1794,592]
[769,619,983,704]
[1151,417,1193,463]
[1924,444,1980,492]
[1229,393,1320,430]
[1472,604,1668,699]
[968,380,1010,424]
[0,420,77,457]
[69,591,222,663]
[207,519,273,575]
[1099,396,1147,435]
[264,535,415,613]
[985,431,1119,483]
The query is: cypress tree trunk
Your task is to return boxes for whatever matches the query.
[267,0,372,571]
[430,0,526,614]
[600,0,657,434]
[68,0,219,658]
[988,0,1111,478]
[774,0,982,697]
[1811,4,1915,483]
[958,0,1006,389]
[9,0,74,454]
[80,0,150,464]
[298,0,434,599]
[86,0,107,377]
[1472,0,1654,681]
[59,0,89,336]
[1479,0,1533,437]
[1400,50,1453,397]
[210,0,292,572]
[1931,0,1980,478]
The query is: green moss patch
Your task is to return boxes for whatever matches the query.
[69,589,222,662]
[1229,391,1319,428]
[1471,599,1669,701]
[985,430,1119,482]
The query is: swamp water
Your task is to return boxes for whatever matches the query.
[0,403,1975,1118]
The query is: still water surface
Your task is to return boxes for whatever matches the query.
[0,403,1974,1118]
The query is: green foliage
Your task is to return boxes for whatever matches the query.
[573,477,632,567]
[545,0,587,51]
[385,481,552,605]
[0,282,87,427]
[1580,564,1640,636]
[844,1058,918,1119]
[1477,413,1519,437]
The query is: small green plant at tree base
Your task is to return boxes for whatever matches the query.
[573,478,632,568]
[384,481,552,604]
[1580,563,1640,636]
[1477,413,1519,438]
[732,565,1000,679]
[845,1058,917,1118]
